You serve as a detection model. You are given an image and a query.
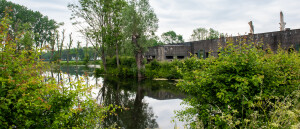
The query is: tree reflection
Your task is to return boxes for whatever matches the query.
[98,78,158,129]
[56,66,185,128]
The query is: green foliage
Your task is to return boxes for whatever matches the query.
[96,56,137,77]
[0,0,59,48]
[145,59,182,79]
[190,27,222,41]
[161,30,184,44]
[0,11,109,128]
[69,0,127,70]
[176,40,300,128]
[101,57,183,79]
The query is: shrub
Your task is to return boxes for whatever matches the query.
[176,40,300,128]
[0,12,109,128]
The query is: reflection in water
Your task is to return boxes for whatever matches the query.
[51,65,185,129]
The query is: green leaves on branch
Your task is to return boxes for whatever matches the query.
[161,30,184,44]
[0,10,110,129]
[176,39,300,128]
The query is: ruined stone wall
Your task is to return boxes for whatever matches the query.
[146,29,300,61]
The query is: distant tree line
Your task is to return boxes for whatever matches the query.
[0,0,60,51]
[157,28,224,45]
[41,47,97,61]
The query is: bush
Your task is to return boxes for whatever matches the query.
[0,12,109,128]
[176,40,300,128]
[145,60,182,79]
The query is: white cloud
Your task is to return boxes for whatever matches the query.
[7,0,300,42]
[150,0,300,41]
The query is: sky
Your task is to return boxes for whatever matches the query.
[7,0,300,43]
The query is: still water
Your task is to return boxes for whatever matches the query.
[50,65,186,129]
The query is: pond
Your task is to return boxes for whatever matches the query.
[49,65,187,129]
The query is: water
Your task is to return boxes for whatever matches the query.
[50,65,186,129]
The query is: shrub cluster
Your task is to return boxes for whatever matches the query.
[96,56,183,79]
[176,41,300,128]
[96,56,138,78]
[145,59,182,79]
[0,12,110,128]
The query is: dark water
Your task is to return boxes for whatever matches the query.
[50,65,186,129]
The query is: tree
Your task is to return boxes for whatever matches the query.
[76,41,81,65]
[69,0,127,71]
[190,27,222,41]
[207,28,220,40]
[67,33,73,64]
[161,30,184,44]
[123,0,158,78]
[0,10,110,128]
[190,27,208,41]
[0,0,59,50]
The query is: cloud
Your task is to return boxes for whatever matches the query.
[150,0,300,41]
[8,0,300,42]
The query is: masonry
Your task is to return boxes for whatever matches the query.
[145,29,300,61]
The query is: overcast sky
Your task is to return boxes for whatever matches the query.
[8,0,300,43]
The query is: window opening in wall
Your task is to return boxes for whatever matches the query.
[177,56,184,59]
[296,44,300,51]
[198,50,205,59]
[205,52,209,58]
[166,56,173,59]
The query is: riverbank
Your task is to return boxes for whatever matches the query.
[94,56,183,80]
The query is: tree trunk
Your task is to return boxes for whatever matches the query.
[116,40,120,69]
[76,52,78,67]
[67,49,69,65]
[132,35,144,78]
[94,47,97,66]
[101,45,107,72]
[50,47,54,63]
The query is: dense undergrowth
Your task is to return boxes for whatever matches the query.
[175,41,300,128]
[95,56,182,79]
[0,11,112,128]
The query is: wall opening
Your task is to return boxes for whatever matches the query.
[296,44,299,51]
[166,56,174,59]
[205,52,209,58]
[177,56,184,59]
[198,50,205,59]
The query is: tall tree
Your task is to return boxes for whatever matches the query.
[60,30,65,61]
[190,27,222,41]
[161,30,184,44]
[207,28,220,40]
[67,33,73,64]
[190,27,208,41]
[76,41,81,66]
[123,0,158,78]
[69,0,127,71]
[0,0,59,49]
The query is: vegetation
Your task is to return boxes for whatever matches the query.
[41,47,98,62]
[175,39,300,128]
[122,0,159,78]
[0,11,113,128]
[161,30,184,44]
[190,27,223,41]
[0,0,60,50]
[145,59,182,79]
[96,57,183,79]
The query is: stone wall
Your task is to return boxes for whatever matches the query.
[145,29,300,61]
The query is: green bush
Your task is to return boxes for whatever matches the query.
[145,60,182,79]
[176,41,300,128]
[0,12,110,128]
